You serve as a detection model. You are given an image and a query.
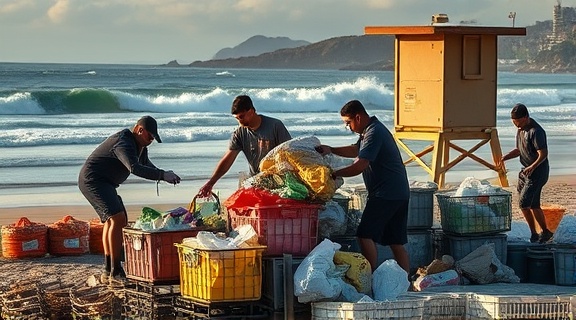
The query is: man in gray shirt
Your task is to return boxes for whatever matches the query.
[198,95,291,197]
[78,116,181,281]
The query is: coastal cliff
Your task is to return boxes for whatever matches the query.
[164,20,576,73]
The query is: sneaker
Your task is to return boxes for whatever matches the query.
[539,230,554,244]
[530,233,539,243]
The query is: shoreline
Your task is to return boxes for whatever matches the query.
[0,173,573,227]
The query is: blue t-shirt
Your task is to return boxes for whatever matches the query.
[357,116,409,200]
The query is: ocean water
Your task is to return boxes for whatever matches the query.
[0,63,575,208]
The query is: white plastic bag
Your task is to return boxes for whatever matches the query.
[506,221,532,242]
[194,231,236,250]
[413,269,460,291]
[553,215,576,244]
[372,259,409,301]
[318,201,347,238]
[294,239,342,303]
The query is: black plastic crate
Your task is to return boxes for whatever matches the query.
[173,296,269,319]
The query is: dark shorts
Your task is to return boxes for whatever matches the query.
[79,180,127,223]
[356,197,409,246]
[517,165,549,209]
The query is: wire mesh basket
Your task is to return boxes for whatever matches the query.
[436,190,512,235]
[0,281,47,320]
[44,280,74,320]
[69,280,122,320]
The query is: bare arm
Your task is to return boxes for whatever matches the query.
[333,158,369,178]
[524,148,548,177]
[316,144,358,158]
[497,148,520,167]
[198,149,240,196]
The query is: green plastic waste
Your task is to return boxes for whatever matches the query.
[140,206,163,222]
[281,172,309,200]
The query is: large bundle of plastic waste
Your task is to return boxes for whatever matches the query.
[244,135,341,202]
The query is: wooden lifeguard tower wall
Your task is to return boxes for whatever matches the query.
[365,24,526,188]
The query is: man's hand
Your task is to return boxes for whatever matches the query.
[315,145,331,156]
[198,182,214,197]
[163,170,181,185]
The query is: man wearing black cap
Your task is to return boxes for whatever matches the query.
[78,115,181,281]
[498,103,552,243]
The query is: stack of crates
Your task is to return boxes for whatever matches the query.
[122,227,206,284]
[121,227,206,319]
[174,242,268,318]
[330,183,437,274]
[435,190,512,264]
[227,203,322,256]
[227,202,322,313]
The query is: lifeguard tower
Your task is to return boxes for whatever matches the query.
[365,19,526,188]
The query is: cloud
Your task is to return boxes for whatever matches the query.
[366,0,396,9]
[0,0,34,14]
[47,0,70,24]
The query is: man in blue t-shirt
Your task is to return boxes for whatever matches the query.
[316,100,410,273]
[198,95,291,197]
[499,103,552,243]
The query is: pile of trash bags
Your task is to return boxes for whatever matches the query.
[233,136,343,204]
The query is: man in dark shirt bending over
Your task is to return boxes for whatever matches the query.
[78,116,181,281]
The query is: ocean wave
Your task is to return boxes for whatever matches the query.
[1,84,575,116]
[0,76,394,115]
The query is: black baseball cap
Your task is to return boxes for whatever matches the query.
[511,103,529,119]
[137,116,162,143]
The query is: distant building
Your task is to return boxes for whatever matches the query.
[545,0,576,49]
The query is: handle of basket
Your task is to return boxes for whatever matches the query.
[188,192,221,214]
[187,195,199,213]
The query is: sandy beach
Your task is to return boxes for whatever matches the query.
[1,174,574,227]
[0,174,574,318]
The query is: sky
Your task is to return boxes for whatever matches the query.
[1,0,574,65]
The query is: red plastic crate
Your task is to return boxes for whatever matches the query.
[227,204,321,256]
[122,227,204,284]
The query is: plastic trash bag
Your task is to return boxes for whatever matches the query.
[413,269,460,291]
[333,251,372,294]
[506,221,532,242]
[552,215,576,244]
[193,231,237,250]
[456,243,520,284]
[318,201,347,238]
[372,259,409,301]
[229,224,259,247]
[454,177,503,197]
[294,239,342,303]
[335,278,370,303]
[278,171,309,200]
[259,135,337,201]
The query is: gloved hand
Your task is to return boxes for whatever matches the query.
[163,170,181,185]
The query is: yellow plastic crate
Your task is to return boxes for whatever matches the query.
[175,243,266,303]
